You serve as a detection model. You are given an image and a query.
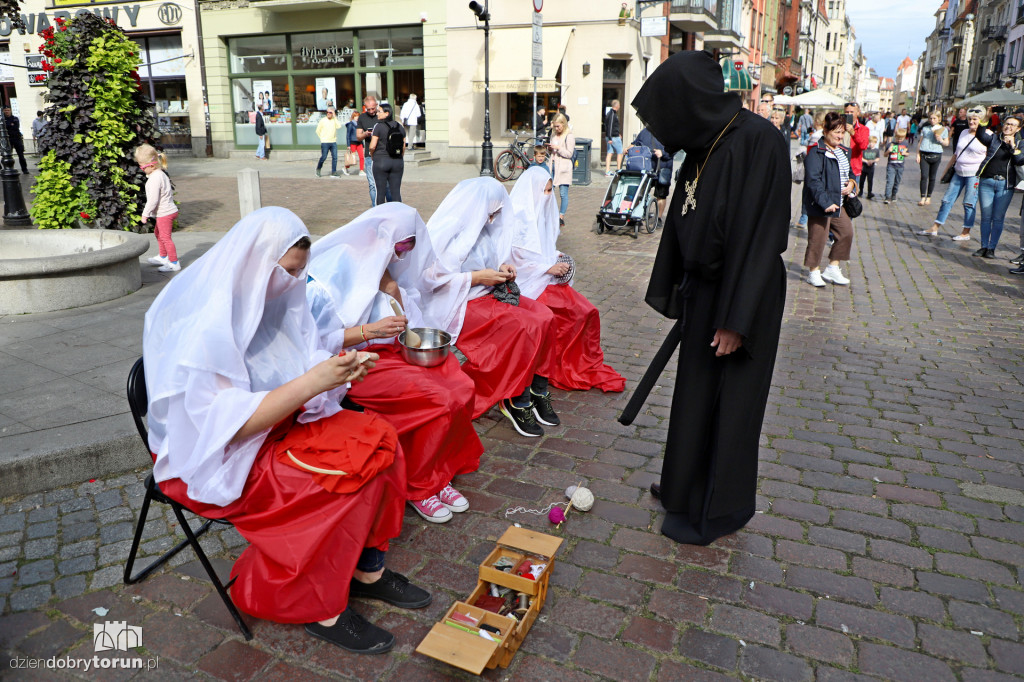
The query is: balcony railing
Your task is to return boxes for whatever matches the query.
[983,25,1008,41]
[938,27,951,37]
[670,0,717,15]
[952,36,964,47]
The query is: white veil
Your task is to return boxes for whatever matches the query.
[143,207,344,506]
[509,166,562,298]
[306,203,426,351]
[394,178,512,341]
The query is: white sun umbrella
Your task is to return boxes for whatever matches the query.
[786,89,847,108]
[954,89,1024,108]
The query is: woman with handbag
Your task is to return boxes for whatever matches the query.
[546,113,575,227]
[307,204,483,524]
[143,207,431,654]
[916,111,950,205]
[509,167,625,393]
[970,115,1024,258]
[919,109,986,239]
[397,178,560,438]
[803,112,858,288]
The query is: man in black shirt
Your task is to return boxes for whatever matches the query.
[355,95,391,206]
[3,107,29,174]
[950,108,969,147]
[604,99,622,176]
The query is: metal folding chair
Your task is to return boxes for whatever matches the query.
[123,357,253,640]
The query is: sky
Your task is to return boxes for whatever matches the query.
[845,0,942,79]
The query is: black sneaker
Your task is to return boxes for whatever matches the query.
[1010,253,1024,265]
[499,398,544,437]
[349,568,432,609]
[530,389,560,426]
[305,608,394,654]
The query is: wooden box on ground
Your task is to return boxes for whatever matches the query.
[415,526,563,674]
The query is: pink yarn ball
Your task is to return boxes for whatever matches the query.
[548,507,566,524]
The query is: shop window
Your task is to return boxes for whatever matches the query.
[293,74,356,144]
[230,35,288,74]
[0,48,13,84]
[292,31,355,70]
[507,92,560,134]
[360,26,423,68]
[131,35,190,149]
[232,76,293,146]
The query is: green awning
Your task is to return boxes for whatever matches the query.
[722,59,753,92]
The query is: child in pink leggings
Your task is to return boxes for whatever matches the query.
[136,144,180,272]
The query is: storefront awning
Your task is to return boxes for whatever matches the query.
[721,59,753,92]
[472,26,574,93]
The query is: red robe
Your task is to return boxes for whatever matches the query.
[346,342,483,499]
[456,295,555,418]
[159,410,407,624]
[536,284,625,392]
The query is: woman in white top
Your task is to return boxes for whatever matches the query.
[919,110,984,239]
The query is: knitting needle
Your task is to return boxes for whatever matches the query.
[556,480,585,529]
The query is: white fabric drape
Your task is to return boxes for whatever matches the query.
[143,207,345,506]
[394,178,512,341]
[306,203,426,351]
[509,166,562,299]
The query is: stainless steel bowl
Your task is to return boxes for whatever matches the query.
[398,327,452,368]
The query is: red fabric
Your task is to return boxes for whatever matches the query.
[849,121,869,176]
[349,143,365,171]
[457,295,555,418]
[346,343,483,498]
[159,410,407,624]
[536,284,625,392]
[155,212,178,261]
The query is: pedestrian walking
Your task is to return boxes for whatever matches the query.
[883,112,896,147]
[908,118,918,145]
[630,127,672,223]
[31,111,47,154]
[866,111,886,155]
[399,94,421,149]
[860,135,879,199]
[254,104,267,160]
[972,115,1024,259]
[625,50,789,546]
[883,128,909,204]
[950,108,969,146]
[919,109,986,240]
[368,103,405,205]
[344,111,363,175]
[4,106,29,174]
[546,113,574,227]
[314,107,342,178]
[357,95,391,206]
[916,111,950,205]
[803,112,857,287]
[604,100,623,176]
[136,144,180,273]
[843,101,869,185]
[797,107,814,146]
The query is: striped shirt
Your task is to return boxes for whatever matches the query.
[824,145,851,202]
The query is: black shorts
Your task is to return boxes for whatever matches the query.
[653,182,670,199]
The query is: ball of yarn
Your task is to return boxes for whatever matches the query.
[565,485,577,498]
[570,487,595,512]
[548,506,566,524]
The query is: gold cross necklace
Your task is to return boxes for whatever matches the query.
[681,111,741,217]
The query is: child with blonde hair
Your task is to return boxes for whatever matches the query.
[136,144,179,272]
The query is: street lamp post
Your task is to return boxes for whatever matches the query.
[0,108,30,227]
[469,1,494,177]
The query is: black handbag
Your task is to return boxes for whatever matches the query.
[844,195,863,219]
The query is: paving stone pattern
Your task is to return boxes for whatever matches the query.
[2,159,1024,680]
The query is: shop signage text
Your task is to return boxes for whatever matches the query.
[298,45,353,66]
[0,5,148,37]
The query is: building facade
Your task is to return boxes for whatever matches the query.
[798,0,828,92]
[966,0,1009,94]
[942,0,977,103]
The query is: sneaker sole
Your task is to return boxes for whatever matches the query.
[807,280,826,288]
[407,501,452,523]
[820,276,849,286]
[532,408,560,427]
[499,403,544,437]
[304,624,395,654]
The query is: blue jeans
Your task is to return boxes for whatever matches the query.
[977,177,1014,250]
[934,173,978,227]
[558,184,569,215]
[885,163,904,199]
[256,135,265,159]
[356,547,386,573]
[316,142,337,174]
[365,155,393,207]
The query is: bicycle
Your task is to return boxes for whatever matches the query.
[494,131,541,181]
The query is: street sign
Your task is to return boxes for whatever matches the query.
[640,16,667,37]
[532,11,542,79]
[25,55,46,87]
[533,0,543,11]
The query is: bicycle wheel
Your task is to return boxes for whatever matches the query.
[644,198,659,233]
[494,151,517,181]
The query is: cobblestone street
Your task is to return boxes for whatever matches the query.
[2,158,1024,681]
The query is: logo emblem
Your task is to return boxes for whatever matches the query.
[93,622,143,652]
[158,3,182,25]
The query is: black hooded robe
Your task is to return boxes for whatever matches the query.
[631,51,790,545]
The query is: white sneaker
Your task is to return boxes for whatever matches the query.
[158,261,181,272]
[952,234,971,241]
[147,255,169,266]
[358,171,367,177]
[408,496,452,523]
[821,265,850,285]
[807,270,826,287]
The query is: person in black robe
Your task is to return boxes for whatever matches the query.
[621,51,790,546]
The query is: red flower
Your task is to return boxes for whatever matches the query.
[55,58,61,63]
[80,212,90,219]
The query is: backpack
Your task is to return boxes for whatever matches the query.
[624,145,653,172]
[384,122,404,158]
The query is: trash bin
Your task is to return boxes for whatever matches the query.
[572,138,592,186]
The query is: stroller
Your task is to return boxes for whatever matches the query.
[596,145,661,238]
